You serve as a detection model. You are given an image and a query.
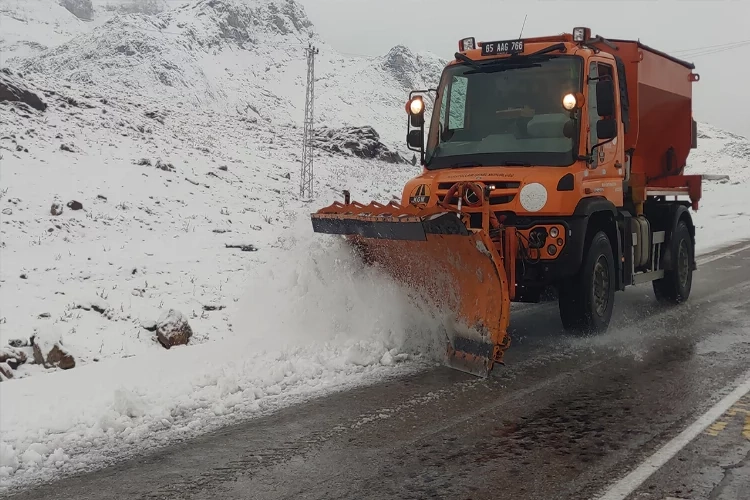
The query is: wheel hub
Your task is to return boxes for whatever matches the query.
[593,256,610,317]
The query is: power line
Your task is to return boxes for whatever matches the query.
[671,39,750,54]
[680,41,750,59]
[300,43,318,201]
[669,39,750,60]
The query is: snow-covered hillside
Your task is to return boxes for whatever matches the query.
[689,122,750,182]
[1,0,749,492]
[0,0,94,62]
[4,0,444,148]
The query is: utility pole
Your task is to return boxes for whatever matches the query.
[300,42,319,200]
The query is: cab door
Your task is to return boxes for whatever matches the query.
[584,58,624,202]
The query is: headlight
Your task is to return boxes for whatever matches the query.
[409,98,424,115]
[562,93,577,110]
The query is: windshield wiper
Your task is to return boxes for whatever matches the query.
[449,161,484,168]
[454,51,481,70]
[502,161,531,166]
[454,52,535,74]
[527,42,567,57]
[454,42,567,74]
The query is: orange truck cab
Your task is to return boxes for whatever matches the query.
[402,28,701,326]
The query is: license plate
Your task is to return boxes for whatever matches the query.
[481,39,524,56]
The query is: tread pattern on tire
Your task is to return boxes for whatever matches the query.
[558,231,615,334]
[653,219,693,304]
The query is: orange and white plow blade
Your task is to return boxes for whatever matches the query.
[311,206,511,377]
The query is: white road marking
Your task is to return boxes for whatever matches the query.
[595,241,750,499]
[595,369,750,500]
[696,242,750,266]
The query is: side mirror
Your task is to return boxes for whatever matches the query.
[597,117,617,140]
[595,79,615,117]
[563,119,576,138]
[407,129,423,149]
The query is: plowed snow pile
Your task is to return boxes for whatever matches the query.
[1,0,749,492]
[0,216,449,487]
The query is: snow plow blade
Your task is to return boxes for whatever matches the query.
[311,200,511,377]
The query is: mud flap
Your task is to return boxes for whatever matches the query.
[312,209,511,377]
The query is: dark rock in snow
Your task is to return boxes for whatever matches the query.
[156,309,193,348]
[144,110,165,123]
[50,202,63,216]
[137,158,152,166]
[314,126,405,164]
[67,200,83,210]
[0,72,47,112]
[225,243,257,252]
[0,363,12,381]
[32,329,76,370]
[90,302,108,314]
[0,347,28,370]
[7,338,29,348]
[60,143,76,152]
[155,159,175,172]
[141,320,157,332]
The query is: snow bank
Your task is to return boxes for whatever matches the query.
[0,213,450,488]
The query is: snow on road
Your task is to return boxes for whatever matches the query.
[1,0,749,493]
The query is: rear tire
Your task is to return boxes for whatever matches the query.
[653,220,693,304]
[558,231,616,334]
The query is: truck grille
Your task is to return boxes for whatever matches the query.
[435,181,521,207]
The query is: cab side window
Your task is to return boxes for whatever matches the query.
[587,61,617,166]
[587,62,599,166]
[447,75,467,130]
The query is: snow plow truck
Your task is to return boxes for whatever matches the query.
[310,27,702,377]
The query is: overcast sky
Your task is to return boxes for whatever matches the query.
[298,0,750,138]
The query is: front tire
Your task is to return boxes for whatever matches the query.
[653,220,693,304]
[558,231,616,334]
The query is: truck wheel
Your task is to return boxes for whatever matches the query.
[558,231,616,333]
[653,220,693,304]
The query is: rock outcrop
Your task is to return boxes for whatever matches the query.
[0,70,48,112]
[314,126,404,164]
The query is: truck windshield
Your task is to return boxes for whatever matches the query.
[424,55,583,169]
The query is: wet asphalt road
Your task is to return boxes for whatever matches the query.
[8,242,750,500]
[629,389,750,500]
